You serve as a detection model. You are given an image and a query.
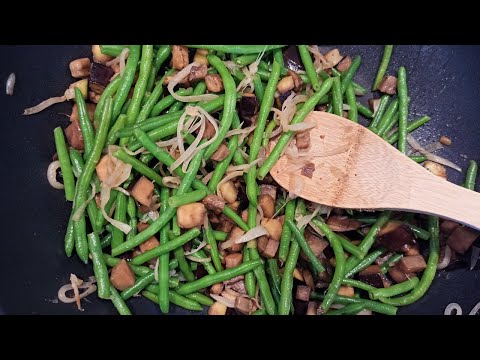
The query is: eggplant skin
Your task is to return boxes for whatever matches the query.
[89,62,114,94]
[376,221,416,253]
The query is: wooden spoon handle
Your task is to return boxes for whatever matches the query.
[408,172,480,230]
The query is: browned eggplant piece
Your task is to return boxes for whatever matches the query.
[326,216,362,232]
[89,62,114,95]
[376,220,416,253]
[300,231,329,261]
[447,226,480,254]
[388,265,415,283]
[229,280,247,295]
[224,252,243,269]
[440,220,461,238]
[202,194,225,214]
[283,45,305,72]
[378,76,398,95]
[259,184,277,201]
[258,194,275,219]
[358,265,392,288]
[238,93,259,121]
[295,285,311,301]
[398,255,427,273]
[235,297,257,315]
[337,56,352,72]
[275,89,293,108]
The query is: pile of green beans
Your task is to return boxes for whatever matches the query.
[44,44,471,316]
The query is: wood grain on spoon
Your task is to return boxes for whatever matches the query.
[270,111,480,230]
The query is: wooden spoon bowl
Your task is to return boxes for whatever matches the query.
[270,112,480,230]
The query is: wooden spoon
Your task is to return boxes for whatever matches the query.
[270,112,480,230]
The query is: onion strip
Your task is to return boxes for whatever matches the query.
[407,135,462,172]
[235,226,269,244]
[167,62,218,102]
[184,239,207,256]
[47,160,64,190]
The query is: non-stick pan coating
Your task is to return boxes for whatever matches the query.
[0,45,478,314]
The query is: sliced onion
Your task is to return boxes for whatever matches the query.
[47,160,64,190]
[112,186,130,196]
[407,135,462,172]
[469,302,480,315]
[201,172,214,185]
[309,222,325,237]
[422,141,443,153]
[444,302,462,315]
[297,203,322,229]
[210,294,236,308]
[269,125,283,139]
[162,176,181,188]
[357,309,373,316]
[226,158,262,174]
[235,226,269,244]
[279,93,309,132]
[186,255,212,263]
[155,138,179,148]
[72,181,97,221]
[167,62,218,102]
[24,95,67,115]
[6,73,15,95]
[57,275,97,311]
[437,245,452,270]
[236,48,266,92]
[226,124,257,144]
[106,47,129,77]
[122,146,147,156]
[285,122,316,132]
[184,239,207,255]
[147,210,159,222]
[154,258,160,282]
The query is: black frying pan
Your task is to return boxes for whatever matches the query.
[0,45,478,315]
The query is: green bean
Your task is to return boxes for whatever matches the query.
[186,81,208,107]
[341,278,377,293]
[386,116,431,144]
[325,302,366,315]
[99,45,127,57]
[74,87,95,159]
[94,189,118,230]
[340,56,361,94]
[146,45,171,92]
[143,289,203,312]
[151,88,193,117]
[176,259,262,295]
[410,155,427,163]
[87,232,110,299]
[68,148,84,179]
[315,221,345,314]
[345,248,385,278]
[112,149,163,185]
[203,55,236,160]
[204,219,223,272]
[465,160,478,190]
[380,216,440,306]
[243,247,256,298]
[250,244,277,315]
[64,218,75,257]
[94,76,121,128]
[71,97,112,264]
[332,76,343,116]
[253,74,265,103]
[112,45,141,121]
[310,293,397,315]
[126,45,154,127]
[138,70,175,125]
[235,54,260,66]
[129,228,200,265]
[298,45,321,91]
[279,201,303,315]
[257,77,334,180]
[278,199,296,263]
[345,83,358,122]
[408,224,430,240]
[158,186,170,313]
[185,292,214,306]
[213,231,227,241]
[309,218,364,259]
[262,119,278,148]
[252,309,267,315]
[186,45,285,54]
[169,100,184,113]
[101,233,112,249]
[397,66,409,153]
[368,95,390,131]
[188,247,216,275]
[249,50,282,162]
[380,253,403,273]
[371,277,419,300]
[374,100,398,137]
[168,189,207,208]
[109,286,132,315]
[121,271,155,301]
[123,93,230,140]
[286,220,325,274]
[106,114,127,145]
[53,127,75,201]
[372,45,394,91]
[331,68,367,96]
[356,101,373,118]
[266,258,283,309]
[208,135,238,191]
[111,193,127,249]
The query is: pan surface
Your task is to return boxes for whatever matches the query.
[0,45,478,315]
